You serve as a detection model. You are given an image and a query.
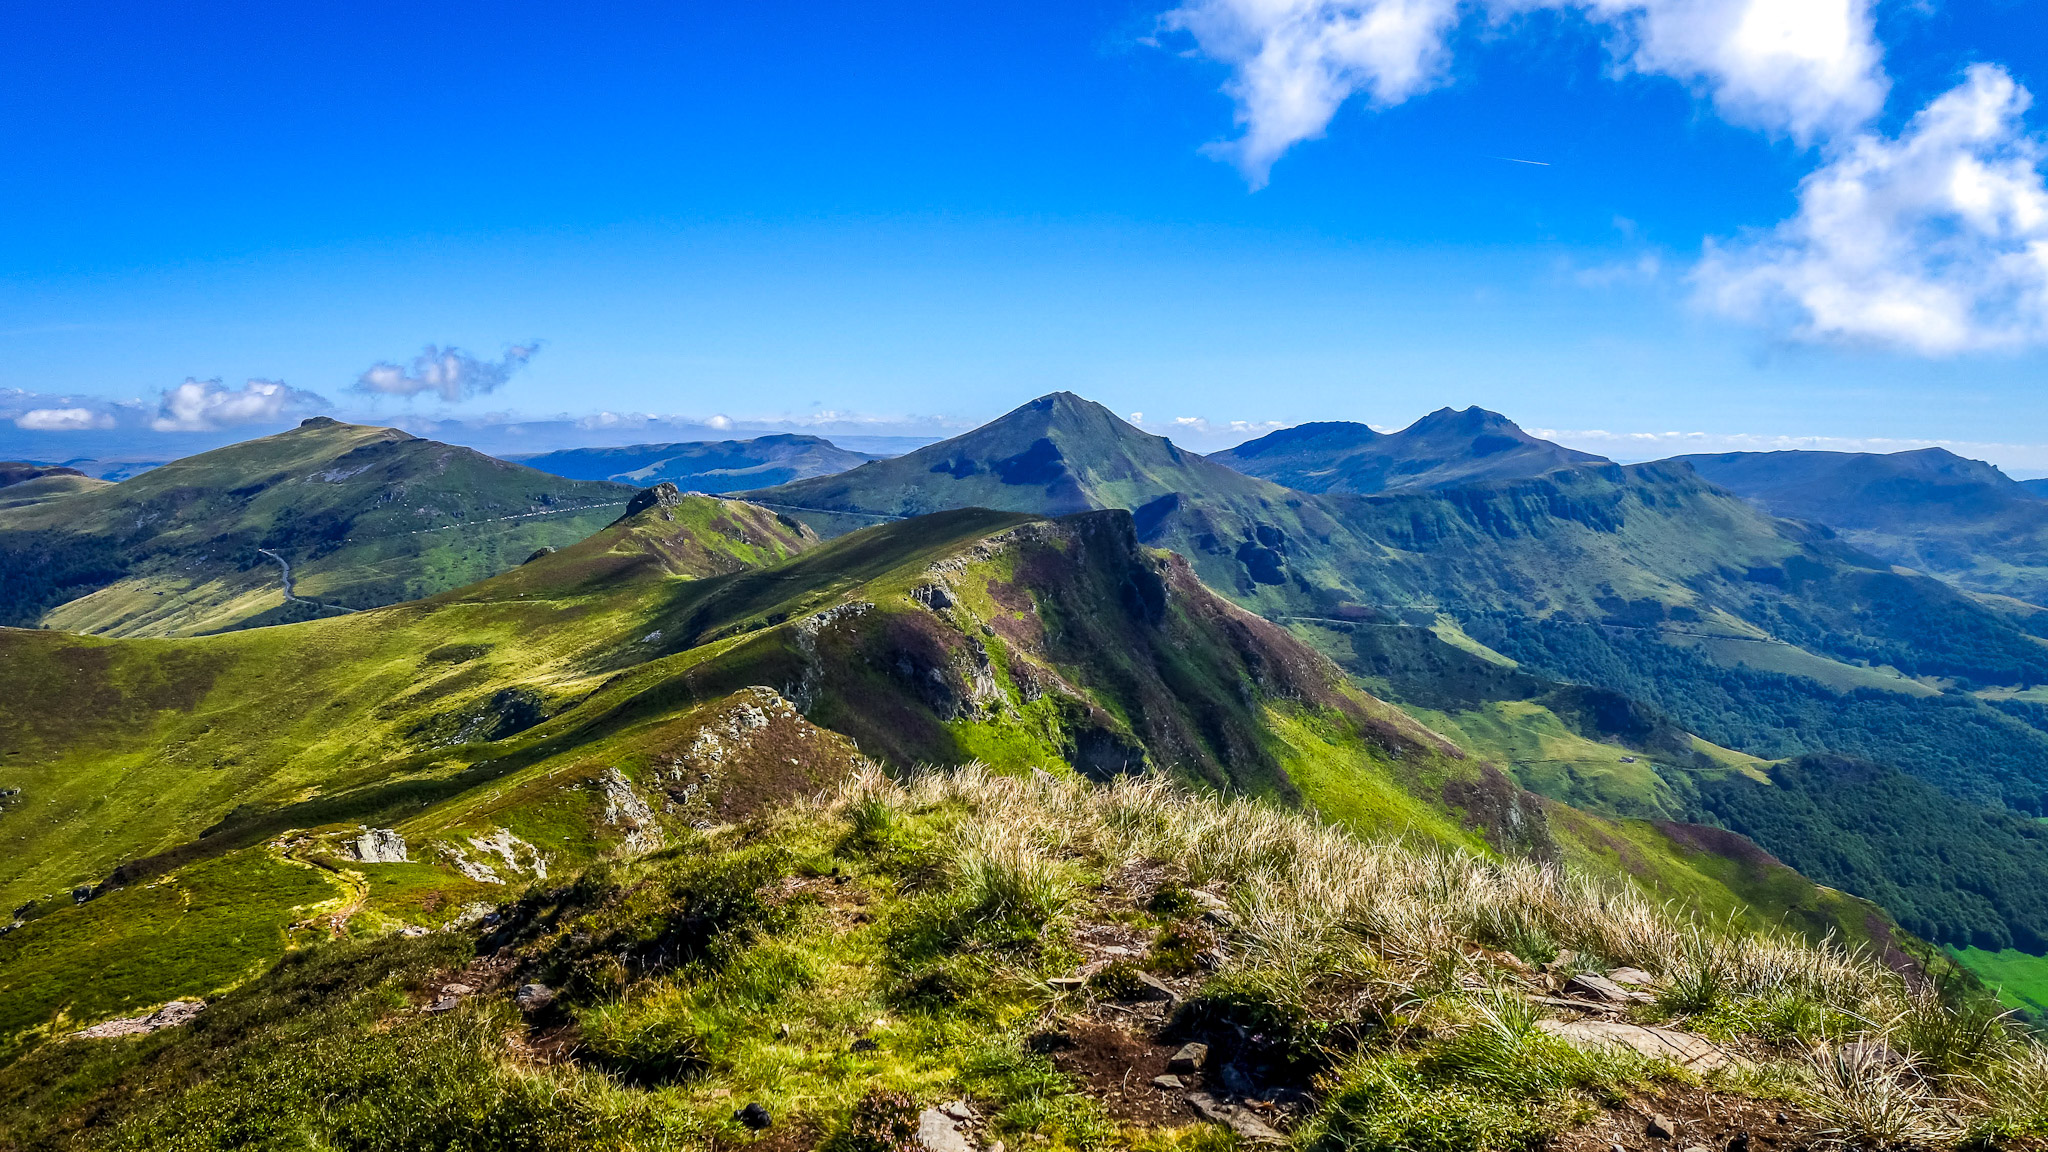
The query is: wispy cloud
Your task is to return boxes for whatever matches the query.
[152,378,330,432]
[355,342,542,402]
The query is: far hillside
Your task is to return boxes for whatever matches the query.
[0,417,636,637]
[511,433,876,492]
[1673,447,2048,606]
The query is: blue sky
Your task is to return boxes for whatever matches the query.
[3,1,2046,466]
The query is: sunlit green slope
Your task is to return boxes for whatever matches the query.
[0,417,639,637]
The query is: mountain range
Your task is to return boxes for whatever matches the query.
[7,390,2048,1145]
[510,433,877,492]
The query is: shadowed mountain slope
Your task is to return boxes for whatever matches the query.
[1673,447,2048,605]
[1211,406,1607,494]
[0,417,638,637]
[511,433,876,492]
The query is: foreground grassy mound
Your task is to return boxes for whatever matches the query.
[4,766,2042,1152]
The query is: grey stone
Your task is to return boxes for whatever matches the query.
[1606,967,1657,987]
[939,1100,976,1123]
[917,1107,975,1152]
[1646,1114,1676,1140]
[1132,971,1180,1002]
[1185,1093,1284,1144]
[441,983,474,996]
[515,983,555,1011]
[1152,1074,1185,1090]
[1563,973,1639,1003]
[1538,1019,1742,1073]
[1167,1042,1209,1073]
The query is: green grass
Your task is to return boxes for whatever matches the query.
[1950,946,2048,1019]
[0,848,340,1049]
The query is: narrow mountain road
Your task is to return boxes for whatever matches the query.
[257,549,358,615]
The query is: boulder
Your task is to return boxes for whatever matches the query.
[516,983,556,1012]
[917,1107,975,1152]
[1563,972,1645,1003]
[1538,1018,1742,1072]
[1167,1042,1209,1073]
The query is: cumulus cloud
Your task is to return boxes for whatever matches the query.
[1164,0,1464,184]
[152,378,331,432]
[1164,0,1887,184]
[1696,64,2048,354]
[355,342,541,402]
[15,407,117,431]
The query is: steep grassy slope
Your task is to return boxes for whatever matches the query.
[1212,406,1607,494]
[1675,447,2048,606]
[0,417,638,637]
[513,433,876,491]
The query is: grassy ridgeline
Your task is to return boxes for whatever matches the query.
[3,766,2044,1152]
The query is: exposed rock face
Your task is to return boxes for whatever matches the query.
[470,828,547,880]
[351,828,408,863]
[598,766,663,853]
[73,999,204,1039]
[620,482,687,520]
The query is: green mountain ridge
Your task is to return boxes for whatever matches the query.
[0,417,639,637]
[1673,446,2048,607]
[511,433,877,492]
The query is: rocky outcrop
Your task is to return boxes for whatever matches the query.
[598,767,663,853]
[72,999,204,1039]
[350,828,408,863]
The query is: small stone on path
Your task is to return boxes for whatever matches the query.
[1167,1042,1209,1072]
[1152,1074,1185,1090]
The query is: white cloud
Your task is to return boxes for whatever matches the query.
[15,407,116,431]
[355,342,541,402]
[1164,0,1463,186]
[1697,64,2048,354]
[1564,0,1885,142]
[152,378,330,432]
[1163,0,1887,183]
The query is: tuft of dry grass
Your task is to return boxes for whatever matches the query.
[834,762,2048,1146]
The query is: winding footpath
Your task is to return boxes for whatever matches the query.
[256,548,358,616]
